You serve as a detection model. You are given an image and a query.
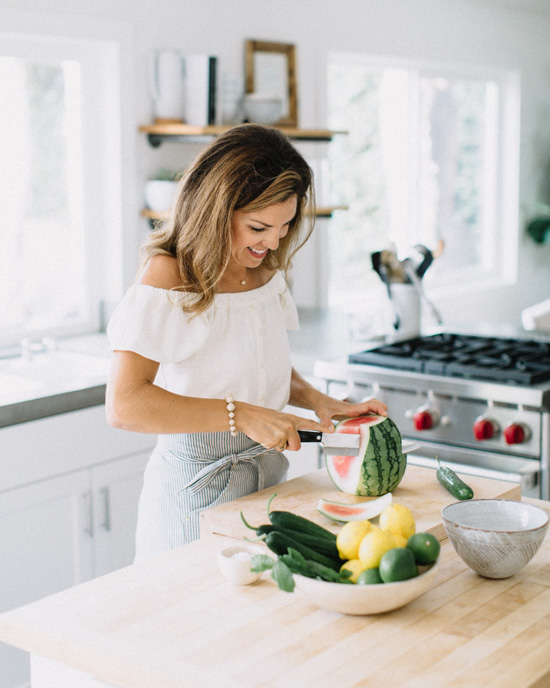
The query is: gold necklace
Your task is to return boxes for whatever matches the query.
[225,269,247,286]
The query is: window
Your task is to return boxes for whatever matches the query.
[0,31,122,348]
[326,54,520,309]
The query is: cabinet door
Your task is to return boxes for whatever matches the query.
[0,471,93,688]
[91,451,150,578]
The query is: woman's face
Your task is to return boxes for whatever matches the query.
[229,195,297,270]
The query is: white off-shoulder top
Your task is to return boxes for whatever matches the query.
[106,271,299,411]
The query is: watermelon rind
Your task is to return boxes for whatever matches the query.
[325,416,407,496]
[317,492,393,522]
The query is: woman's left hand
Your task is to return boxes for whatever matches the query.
[313,396,388,429]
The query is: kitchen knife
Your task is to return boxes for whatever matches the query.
[298,430,421,456]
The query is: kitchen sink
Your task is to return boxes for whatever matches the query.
[0,350,110,405]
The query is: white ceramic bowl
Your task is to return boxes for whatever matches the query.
[144,180,178,212]
[243,94,283,125]
[442,499,548,579]
[294,559,441,615]
[217,544,264,585]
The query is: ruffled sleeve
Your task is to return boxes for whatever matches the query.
[106,284,211,363]
[272,271,300,331]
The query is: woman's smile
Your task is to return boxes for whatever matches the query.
[247,246,269,259]
[228,195,298,272]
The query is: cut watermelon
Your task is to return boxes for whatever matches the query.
[325,415,406,496]
[317,492,393,522]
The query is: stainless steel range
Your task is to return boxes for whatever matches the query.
[314,333,550,499]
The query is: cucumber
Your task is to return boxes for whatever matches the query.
[264,531,341,570]
[240,513,340,559]
[436,458,474,500]
[266,493,337,542]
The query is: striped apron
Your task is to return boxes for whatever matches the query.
[134,431,289,562]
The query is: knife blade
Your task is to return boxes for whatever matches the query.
[297,431,420,456]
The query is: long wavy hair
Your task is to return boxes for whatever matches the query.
[139,123,315,314]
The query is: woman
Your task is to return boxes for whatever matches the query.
[106,124,387,560]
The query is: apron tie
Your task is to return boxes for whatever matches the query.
[183,443,272,495]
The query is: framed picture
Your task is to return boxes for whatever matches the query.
[245,40,298,127]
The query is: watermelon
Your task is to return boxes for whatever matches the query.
[325,415,406,496]
[317,492,393,522]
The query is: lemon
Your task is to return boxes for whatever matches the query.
[379,547,418,582]
[358,529,396,568]
[336,520,373,560]
[379,503,416,539]
[392,534,408,548]
[340,558,366,583]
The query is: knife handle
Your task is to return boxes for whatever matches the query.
[298,430,322,442]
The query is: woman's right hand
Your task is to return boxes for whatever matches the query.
[237,403,334,452]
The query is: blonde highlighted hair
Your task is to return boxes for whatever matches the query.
[140,124,315,314]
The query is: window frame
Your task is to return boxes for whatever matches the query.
[325,52,521,305]
[0,21,125,349]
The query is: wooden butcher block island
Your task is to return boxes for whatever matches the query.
[200,464,521,541]
[2,466,550,688]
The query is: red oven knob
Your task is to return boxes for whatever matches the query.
[414,410,435,431]
[504,423,528,445]
[473,418,499,441]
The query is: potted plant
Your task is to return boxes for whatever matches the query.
[144,168,180,213]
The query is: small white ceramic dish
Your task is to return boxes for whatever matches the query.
[294,559,441,615]
[217,544,264,585]
[442,499,548,579]
[243,94,283,124]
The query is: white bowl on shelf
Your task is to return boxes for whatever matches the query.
[243,94,283,125]
[144,180,178,213]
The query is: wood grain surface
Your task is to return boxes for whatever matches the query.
[0,470,545,688]
[0,502,549,688]
[201,465,521,542]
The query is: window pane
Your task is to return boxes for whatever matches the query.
[0,56,86,341]
[417,76,495,272]
[326,58,500,309]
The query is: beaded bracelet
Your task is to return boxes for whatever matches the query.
[225,394,237,437]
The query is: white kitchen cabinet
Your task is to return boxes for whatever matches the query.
[0,471,92,688]
[0,405,155,688]
[91,452,149,578]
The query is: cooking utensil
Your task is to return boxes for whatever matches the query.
[298,430,420,456]
[403,259,443,325]
[379,264,400,330]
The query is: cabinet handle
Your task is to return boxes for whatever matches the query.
[83,491,94,538]
[100,486,111,532]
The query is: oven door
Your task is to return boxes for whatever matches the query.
[405,440,541,499]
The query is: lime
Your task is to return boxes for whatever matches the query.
[379,547,418,583]
[358,529,396,568]
[340,559,366,584]
[406,532,441,565]
[336,520,373,560]
[356,567,383,585]
[379,503,416,539]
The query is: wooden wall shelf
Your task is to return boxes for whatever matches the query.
[139,123,346,147]
[141,206,348,226]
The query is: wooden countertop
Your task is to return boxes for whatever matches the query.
[1,468,549,688]
[200,464,521,542]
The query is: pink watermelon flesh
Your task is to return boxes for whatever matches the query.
[326,415,406,496]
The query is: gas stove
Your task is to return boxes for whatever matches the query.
[348,333,550,386]
[313,331,550,500]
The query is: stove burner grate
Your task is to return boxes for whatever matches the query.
[349,333,550,385]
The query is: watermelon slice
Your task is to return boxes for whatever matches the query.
[325,415,406,496]
[317,492,393,522]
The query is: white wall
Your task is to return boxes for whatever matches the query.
[2,0,550,329]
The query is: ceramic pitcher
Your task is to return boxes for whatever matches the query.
[149,49,183,121]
